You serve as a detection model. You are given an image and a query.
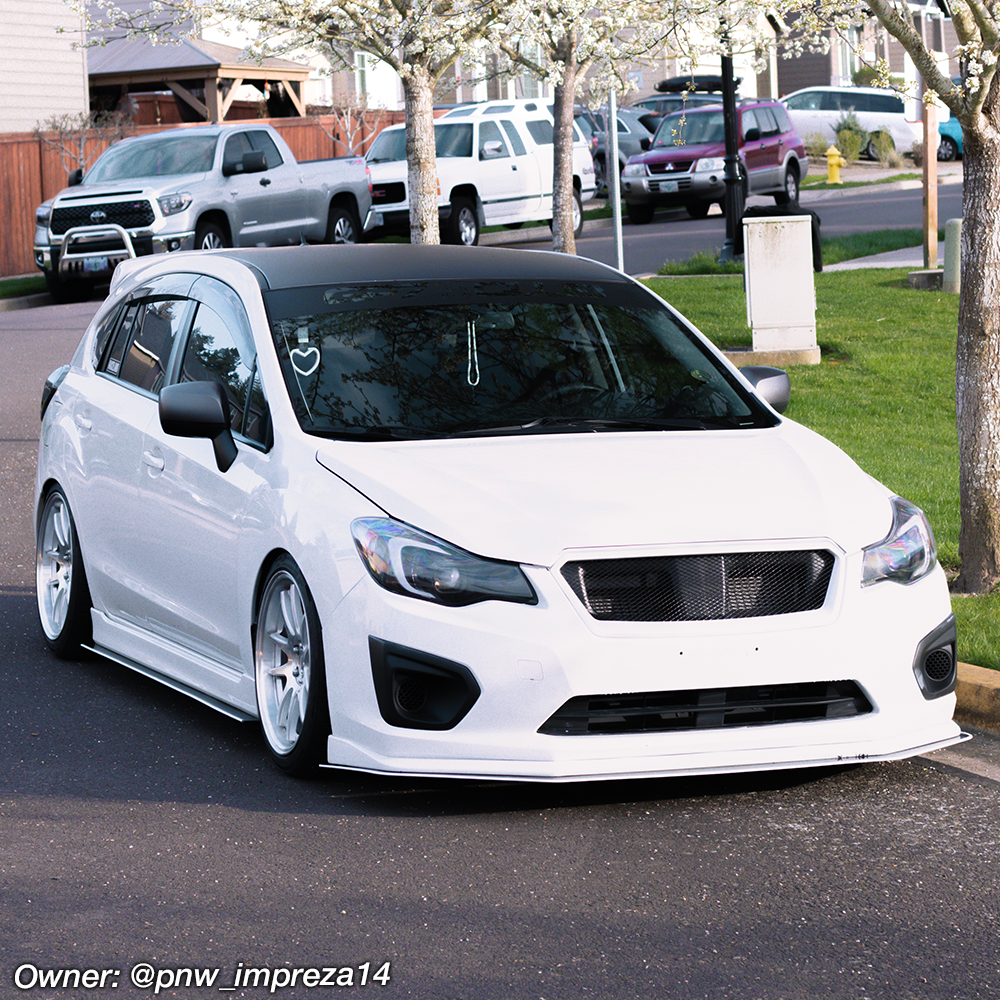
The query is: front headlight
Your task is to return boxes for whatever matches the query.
[861,496,938,587]
[36,202,52,227]
[157,192,193,216]
[351,518,537,607]
[622,162,648,177]
[694,157,725,173]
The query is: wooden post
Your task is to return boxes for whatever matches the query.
[923,99,938,269]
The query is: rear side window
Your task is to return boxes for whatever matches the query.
[115,299,192,393]
[772,105,793,133]
[524,119,554,145]
[869,93,905,114]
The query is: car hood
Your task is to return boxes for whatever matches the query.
[636,139,726,166]
[53,175,209,201]
[316,420,893,567]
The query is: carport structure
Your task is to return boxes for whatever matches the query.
[87,35,312,123]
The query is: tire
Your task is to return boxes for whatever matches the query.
[194,220,229,251]
[773,166,800,206]
[685,200,711,219]
[326,206,360,244]
[36,487,92,658]
[254,556,330,775]
[572,189,584,237]
[444,197,479,246]
[43,271,94,303]
[866,133,893,161]
[937,136,959,162]
[626,201,655,224]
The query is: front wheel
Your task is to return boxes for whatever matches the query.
[444,197,479,246]
[866,132,893,161]
[36,487,92,658]
[685,200,711,219]
[254,556,329,775]
[194,221,229,251]
[550,190,585,237]
[626,201,655,225]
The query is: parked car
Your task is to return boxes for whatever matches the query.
[781,86,923,160]
[587,108,657,196]
[366,99,596,245]
[938,116,963,161]
[630,92,723,118]
[37,243,964,780]
[621,99,808,223]
[33,123,377,302]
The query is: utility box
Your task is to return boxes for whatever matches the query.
[744,215,817,355]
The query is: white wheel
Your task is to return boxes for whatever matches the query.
[254,557,328,773]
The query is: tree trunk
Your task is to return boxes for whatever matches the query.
[550,43,578,255]
[402,67,440,245]
[955,123,1000,591]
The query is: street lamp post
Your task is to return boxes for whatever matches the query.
[717,21,743,263]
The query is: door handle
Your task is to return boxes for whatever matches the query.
[74,414,92,431]
[142,450,165,472]
[260,177,271,186]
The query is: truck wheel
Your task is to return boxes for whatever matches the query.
[195,221,229,250]
[43,271,94,303]
[444,198,479,246]
[685,201,711,219]
[626,201,655,225]
[326,206,360,244]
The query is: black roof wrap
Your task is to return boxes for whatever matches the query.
[208,244,632,291]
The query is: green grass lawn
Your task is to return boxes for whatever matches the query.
[644,267,1000,670]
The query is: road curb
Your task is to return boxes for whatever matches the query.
[0,292,52,312]
[957,662,1000,730]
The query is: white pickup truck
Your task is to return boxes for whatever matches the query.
[365,100,597,245]
[34,122,378,300]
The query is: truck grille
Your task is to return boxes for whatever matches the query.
[649,160,695,174]
[539,681,872,735]
[561,550,835,622]
[371,182,406,206]
[51,200,155,235]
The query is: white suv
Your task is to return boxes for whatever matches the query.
[781,86,924,159]
[366,100,597,245]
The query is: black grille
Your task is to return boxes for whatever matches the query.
[649,160,695,174]
[51,200,155,235]
[924,648,953,681]
[539,681,872,736]
[561,550,834,622]
[371,182,406,206]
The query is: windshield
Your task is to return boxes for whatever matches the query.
[86,134,218,182]
[654,110,725,148]
[367,124,474,163]
[264,279,776,439]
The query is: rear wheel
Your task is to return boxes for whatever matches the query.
[937,136,959,162]
[326,206,360,244]
[36,487,91,658]
[254,556,330,775]
[444,197,479,246]
[773,166,800,205]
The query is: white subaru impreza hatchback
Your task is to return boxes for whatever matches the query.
[36,244,965,779]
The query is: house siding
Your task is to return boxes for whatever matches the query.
[0,0,88,133]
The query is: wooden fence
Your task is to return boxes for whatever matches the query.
[0,111,405,279]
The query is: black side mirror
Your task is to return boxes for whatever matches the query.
[68,168,84,186]
[744,127,761,142]
[222,150,267,177]
[640,137,650,151]
[740,365,791,414]
[159,381,238,472]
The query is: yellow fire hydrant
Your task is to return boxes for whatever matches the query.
[826,145,847,185]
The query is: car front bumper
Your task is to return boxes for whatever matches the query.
[622,171,724,207]
[319,550,965,782]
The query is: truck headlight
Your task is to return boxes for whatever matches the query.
[157,192,193,216]
[36,203,52,227]
[861,496,938,587]
[622,162,648,178]
[694,157,725,173]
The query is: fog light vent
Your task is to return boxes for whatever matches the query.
[912,615,957,700]
[369,637,480,730]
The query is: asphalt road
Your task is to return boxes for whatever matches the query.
[495,181,965,275]
[2,249,999,1000]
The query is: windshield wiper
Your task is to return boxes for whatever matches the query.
[313,424,445,441]
[448,416,727,437]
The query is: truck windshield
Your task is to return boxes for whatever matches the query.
[367,124,474,163]
[264,278,776,439]
[86,134,218,182]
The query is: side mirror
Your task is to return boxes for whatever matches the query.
[640,137,650,151]
[741,365,791,414]
[159,381,238,472]
[68,168,84,186]
[481,140,505,159]
[744,127,761,142]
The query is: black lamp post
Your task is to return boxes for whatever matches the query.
[717,21,743,263]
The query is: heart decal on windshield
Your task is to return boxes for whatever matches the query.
[291,346,321,376]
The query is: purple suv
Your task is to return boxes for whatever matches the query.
[621,99,809,223]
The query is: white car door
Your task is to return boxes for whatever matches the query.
[474,119,542,224]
